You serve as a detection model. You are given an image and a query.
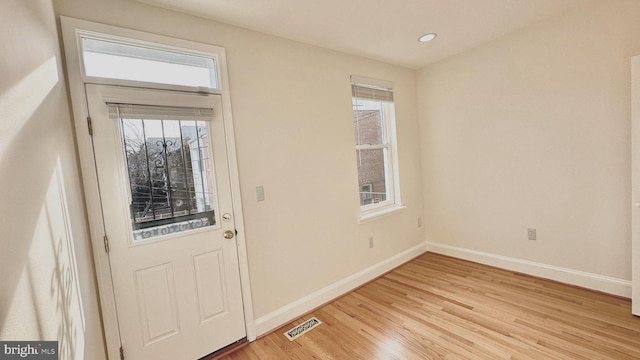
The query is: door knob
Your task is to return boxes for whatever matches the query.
[223,230,235,239]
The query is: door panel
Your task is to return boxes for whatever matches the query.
[135,263,180,345]
[194,250,228,322]
[86,84,246,359]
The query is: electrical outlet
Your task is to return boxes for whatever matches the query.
[369,237,374,248]
[527,228,536,241]
[418,217,422,227]
[256,186,265,201]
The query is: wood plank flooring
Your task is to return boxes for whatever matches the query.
[219,253,640,359]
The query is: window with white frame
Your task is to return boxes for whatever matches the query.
[80,36,219,89]
[351,76,401,216]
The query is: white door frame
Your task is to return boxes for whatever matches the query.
[631,55,640,316]
[60,17,256,359]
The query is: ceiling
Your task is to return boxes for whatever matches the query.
[136,0,592,69]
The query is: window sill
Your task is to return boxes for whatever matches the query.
[358,204,406,224]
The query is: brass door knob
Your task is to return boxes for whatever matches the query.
[223,230,235,239]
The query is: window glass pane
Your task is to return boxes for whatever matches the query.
[82,37,217,88]
[357,148,388,206]
[353,98,384,146]
[352,77,398,212]
[121,117,216,241]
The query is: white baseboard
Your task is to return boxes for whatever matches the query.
[427,242,632,298]
[254,243,428,336]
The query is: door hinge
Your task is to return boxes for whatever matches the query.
[103,234,110,253]
[119,346,124,360]
[87,116,93,136]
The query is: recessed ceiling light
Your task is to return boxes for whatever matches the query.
[418,33,437,43]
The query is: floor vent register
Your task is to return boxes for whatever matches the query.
[283,317,322,341]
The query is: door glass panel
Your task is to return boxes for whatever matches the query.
[120,116,216,241]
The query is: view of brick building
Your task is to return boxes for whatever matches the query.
[353,108,387,205]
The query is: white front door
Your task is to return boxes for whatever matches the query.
[86,84,246,359]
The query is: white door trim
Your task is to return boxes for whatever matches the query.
[59,17,256,359]
[631,55,640,316]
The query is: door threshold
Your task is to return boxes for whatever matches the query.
[199,338,248,360]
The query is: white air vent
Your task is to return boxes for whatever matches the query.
[283,317,322,341]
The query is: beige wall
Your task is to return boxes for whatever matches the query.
[0,0,106,359]
[53,0,424,327]
[15,0,637,355]
[418,0,640,280]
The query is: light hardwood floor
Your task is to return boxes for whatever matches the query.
[218,253,640,359]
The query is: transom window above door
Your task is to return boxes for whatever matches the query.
[77,34,220,89]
